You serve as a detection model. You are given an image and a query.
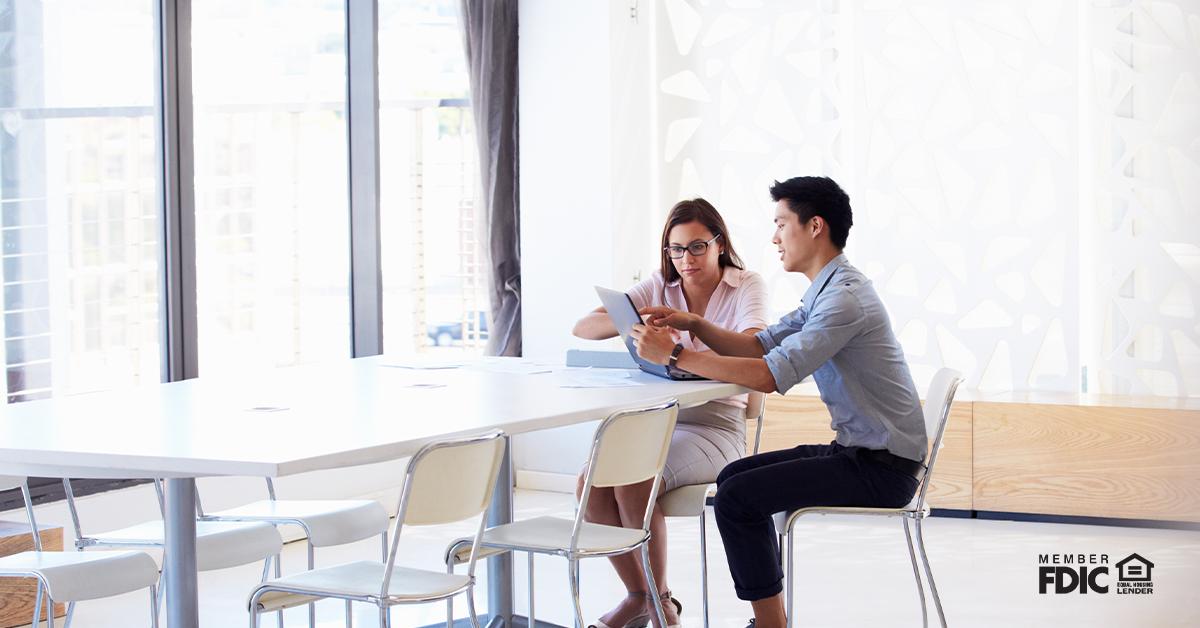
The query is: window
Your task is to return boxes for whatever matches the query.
[191,0,351,371]
[0,1,162,505]
[379,0,486,355]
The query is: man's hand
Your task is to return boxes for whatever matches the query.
[630,323,677,365]
[639,306,700,331]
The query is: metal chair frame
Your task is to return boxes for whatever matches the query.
[248,430,506,628]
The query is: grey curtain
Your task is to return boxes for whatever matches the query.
[460,0,521,357]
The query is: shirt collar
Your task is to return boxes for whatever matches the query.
[665,267,741,289]
[801,254,848,307]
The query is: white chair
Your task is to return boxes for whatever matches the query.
[0,476,160,628]
[447,399,681,628]
[657,391,766,628]
[198,478,390,628]
[247,430,507,628]
[772,368,963,628]
[62,478,283,615]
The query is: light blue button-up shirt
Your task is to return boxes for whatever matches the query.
[756,255,928,462]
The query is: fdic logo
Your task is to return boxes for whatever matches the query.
[1038,553,1154,595]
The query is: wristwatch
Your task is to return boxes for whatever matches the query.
[668,343,685,367]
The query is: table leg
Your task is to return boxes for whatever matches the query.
[486,435,514,626]
[164,478,199,628]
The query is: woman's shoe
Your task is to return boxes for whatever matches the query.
[651,589,683,628]
[588,614,649,628]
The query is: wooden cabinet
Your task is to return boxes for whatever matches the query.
[757,393,974,510]
[757,389,1200,523]
[973,394,1200,523]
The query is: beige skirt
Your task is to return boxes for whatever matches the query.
[660,401,746,493]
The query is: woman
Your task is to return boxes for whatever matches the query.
[573,198,768,628]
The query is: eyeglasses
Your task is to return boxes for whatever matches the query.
[664,234,722,259]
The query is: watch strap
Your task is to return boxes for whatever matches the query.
[668,343,685,367]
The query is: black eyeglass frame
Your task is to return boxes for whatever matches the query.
[663,233,722,259]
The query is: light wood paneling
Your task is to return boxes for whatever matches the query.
[757,393,973,510]
[973,402,1200,522]
[0,521,66,627]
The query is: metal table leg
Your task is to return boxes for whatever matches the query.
[165,478,199,628]
[486,435,515,626]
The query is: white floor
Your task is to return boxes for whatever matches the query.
[26,490,1200,627]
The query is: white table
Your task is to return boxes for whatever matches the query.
[0,356,743,627]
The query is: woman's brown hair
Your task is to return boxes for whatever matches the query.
[659,198,745,285]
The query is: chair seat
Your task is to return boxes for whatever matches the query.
[658,483,714,517]
[477,516,649,557]
[204,499,389,547]
[0,550,158,602]
[252,560,471,612]
[773,498,928,534]
[87,519,282,571]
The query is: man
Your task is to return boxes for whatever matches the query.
[631,176,927,628]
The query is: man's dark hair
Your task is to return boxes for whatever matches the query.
[769,176,853,250]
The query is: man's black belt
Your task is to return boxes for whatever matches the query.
[861,448,925,479]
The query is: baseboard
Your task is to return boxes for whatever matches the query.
[514,469,576,494]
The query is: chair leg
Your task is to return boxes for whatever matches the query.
[567,559,585,628]
[467,582,482,628]
[150,585,160,628]
[378,604,391,628]
[528,551,536,627]
[700,510,710,628]
[308,542,317,628]
[45,593,55,628]
[639,545,669,628]
[345,599,354,627]
[903,518,928,628]
[274,553,284,628]
[64,601,75,628]
[157,566,168,618]
[445,548,457,627]
[380,532,388,562]
[32,580,43,628]
[784,524,795,628]
[914,518,947,628]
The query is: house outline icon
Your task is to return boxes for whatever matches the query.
[1115,553,1154,581]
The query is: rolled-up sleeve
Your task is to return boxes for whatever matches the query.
[762,293,865,393]
[756,307,807,352]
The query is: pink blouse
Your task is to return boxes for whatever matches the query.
[626,267,769,408]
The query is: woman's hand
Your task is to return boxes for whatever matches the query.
[638,306,700,331]
[630,323,677,365]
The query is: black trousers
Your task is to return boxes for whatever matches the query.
[713,441,920,601]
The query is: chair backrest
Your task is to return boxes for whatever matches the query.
[381,430,506,597]
[399,432,507,526]
[913,368,964,510]
[586,400,679,489]
[575,399,678,551]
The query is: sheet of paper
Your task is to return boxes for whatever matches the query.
[378,356,468,370]
[557,369,644,388]
[468,359,555,375]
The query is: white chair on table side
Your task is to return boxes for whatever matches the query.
[446,399,681,628]
[0,476,160,628]
[247,430,507,628]
[772,368,963,628]
[198,478,390,628]
[62,478,283,615]
[657,391,767,628]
